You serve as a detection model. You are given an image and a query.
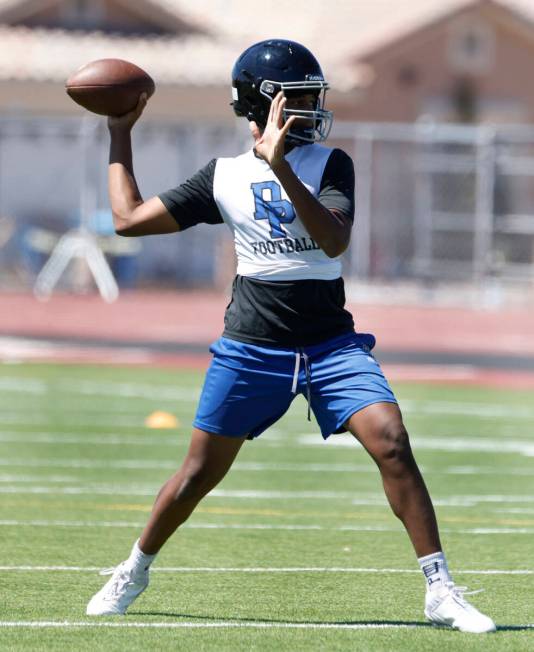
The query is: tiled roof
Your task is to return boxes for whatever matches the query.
[0,0,534,90]
[0,25,240,85]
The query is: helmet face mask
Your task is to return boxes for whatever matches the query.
[259,80,332,143]
[231,39,333,145]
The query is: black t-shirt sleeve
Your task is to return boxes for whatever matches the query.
[158,158,223,231]
[318,148,355,222]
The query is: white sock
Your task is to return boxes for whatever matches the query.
[125,539,157,574]
[418,551,452,592]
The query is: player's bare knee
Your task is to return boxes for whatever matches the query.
[376,421,413,467]
[171,467,216,503]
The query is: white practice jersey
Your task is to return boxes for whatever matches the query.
[213,145,339,281]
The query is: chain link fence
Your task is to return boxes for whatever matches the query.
[330,122,534,288]
[1,116,533,296]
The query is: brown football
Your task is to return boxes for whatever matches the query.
[66,59,155,116]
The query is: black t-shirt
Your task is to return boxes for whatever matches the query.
[159,147,355,347]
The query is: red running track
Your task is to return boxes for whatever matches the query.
[1,290,533,387]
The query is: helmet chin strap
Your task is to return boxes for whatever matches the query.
[286,128,315,146]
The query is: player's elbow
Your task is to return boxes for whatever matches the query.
[115,227,135,237]
[323,235,350,258]
[113,211,136,237]
[323,243,344,258]
[322,212,351,257]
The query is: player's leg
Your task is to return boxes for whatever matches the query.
[305,332,495,633]
[87,336,297,616]
[87,427,245,616]
[140,427,246,553]
[344,401,440,556]
[345,403,495,633]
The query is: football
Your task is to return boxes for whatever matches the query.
[65,59,155,116]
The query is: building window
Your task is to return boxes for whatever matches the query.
[451,77,477,122]
[448,17,494,75]
[397,64,419,88]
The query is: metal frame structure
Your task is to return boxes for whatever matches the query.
[331,121,534,285]
[33,117,118,303]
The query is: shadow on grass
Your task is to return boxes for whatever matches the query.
[131,612,431,627]
[130,612,534,632]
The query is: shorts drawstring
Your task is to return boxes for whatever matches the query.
[302,351,311,421]
[291,352,300,394]
[291,349,311,421]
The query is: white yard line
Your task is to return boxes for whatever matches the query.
[62,380,200,402]
[0,432,180,446]
[1,519,534,535]
[1,457,534,476]
[0,377,200,401]
[401,399,534,420]
[0,378,48,394]
[0,565,532,575]
[0,458,377,472]
[0,475,77,483]
[0,486,364,498]
[0,620,438,630]
[4,430,534,457]
[1,484,534,506]
[441,465,534,476]
[298,434,534,457]
[0,414,146,427]
[496,508,534,514]
[0,519,386,531]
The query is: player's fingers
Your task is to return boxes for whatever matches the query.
[266,97,275,123]
[268,91,283,123]
[135,93,148,116]
[280,114,297,138]
[276,95,287,127]
[114,93,147,122]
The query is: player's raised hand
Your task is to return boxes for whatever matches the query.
[108,93,148,132]
[250,92,296,170]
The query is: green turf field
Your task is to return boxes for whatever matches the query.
[1,362,533,651]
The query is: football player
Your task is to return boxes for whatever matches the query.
[86,39,495,633]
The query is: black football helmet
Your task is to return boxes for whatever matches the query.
[231,39,333,144]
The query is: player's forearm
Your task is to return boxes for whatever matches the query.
[108,127,143,232]
[272,160,349,258]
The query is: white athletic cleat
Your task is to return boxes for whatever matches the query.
[424,582,496,633]
[86,562,149,616]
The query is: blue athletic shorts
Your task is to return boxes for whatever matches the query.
[193,331,397,439]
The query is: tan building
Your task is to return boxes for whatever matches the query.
[2,0,534,124]
[347,0,534,124]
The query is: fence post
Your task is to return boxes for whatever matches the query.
[354,129,373,279]
[474,126,496,285]
[413,123,434,279]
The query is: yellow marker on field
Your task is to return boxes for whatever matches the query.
[145,411,179,429]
